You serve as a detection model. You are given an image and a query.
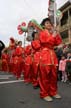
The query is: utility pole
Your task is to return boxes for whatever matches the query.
[54,0,57,27]
[48,0,57,26]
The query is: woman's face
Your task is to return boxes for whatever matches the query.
[44,21,53,30]
[62,56,65,60]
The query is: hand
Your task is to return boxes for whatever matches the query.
[52,30,57,37]
[52,26,59,37]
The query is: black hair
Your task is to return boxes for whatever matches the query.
[41,17,52,27]
[18,41,22,45]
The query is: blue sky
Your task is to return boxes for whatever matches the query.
[0,0,68,46]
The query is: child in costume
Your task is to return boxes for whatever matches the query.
[38,18,62,101]
[59,55,67,82]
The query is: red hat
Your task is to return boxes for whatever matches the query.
[10,37,15,43]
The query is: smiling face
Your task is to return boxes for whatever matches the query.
[41,18,53,31]
[44,21,53,30]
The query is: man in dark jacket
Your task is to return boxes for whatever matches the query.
[65,52,71,82]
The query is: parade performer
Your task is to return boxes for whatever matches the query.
[24,44,32,83]
[8,37,16,73]
[13,41,24,79]
[38,18,62,101]
[1,50,9,72]
[2,37,16,73]
[31,31,41,88]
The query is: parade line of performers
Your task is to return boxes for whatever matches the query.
[0,18,62,102]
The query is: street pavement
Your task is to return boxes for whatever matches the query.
[0,71,71,108]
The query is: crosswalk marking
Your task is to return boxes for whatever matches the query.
[0,80,24,85]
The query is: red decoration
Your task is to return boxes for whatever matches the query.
[18,30,23,35]
[48,0,50,5]
[17,21,26,35]
[10,37,15,43]
[17,25,21,30]
[21,22,26,26]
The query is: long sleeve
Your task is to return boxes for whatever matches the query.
[24,45,32,56]
[31,40,41,50]
[54,34,62,46]
[59,61,62,71]
[39,31,51,43]
[40,31,62,46]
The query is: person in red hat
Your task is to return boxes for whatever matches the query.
[1,50,9,72]
[8,37,16,73]
[1,37,16,73]
[13,41,24,79]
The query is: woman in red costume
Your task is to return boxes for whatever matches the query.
[1,50,9,72]
[14,41,24,79]
[31,31,40,88]
[24,44,32,83]
[39,18,62,101]
[7,37,16,73]
[2,37,16,73]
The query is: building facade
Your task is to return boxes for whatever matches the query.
[59,0,71,43]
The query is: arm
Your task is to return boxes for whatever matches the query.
[59,61,62,71]
[53,33,62,46]
[52,27,62,46]
[31,40,41,50]
[39,31,50,43]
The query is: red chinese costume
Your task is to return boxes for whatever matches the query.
[31,40,41,87]
[39,30,62,98]
[24,45,32,83]
[13,45,24,79]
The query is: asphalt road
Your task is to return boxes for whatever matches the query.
[0,71,71,108]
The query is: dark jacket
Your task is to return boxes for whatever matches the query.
[65,56,71,75]
[0,40,5,58]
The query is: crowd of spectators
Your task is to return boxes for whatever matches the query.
[55,43,71,84]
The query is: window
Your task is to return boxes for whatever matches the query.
[61,11,68,26]
[69,8,71,16]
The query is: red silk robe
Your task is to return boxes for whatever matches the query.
[31,40,41,87]
[13,46,23,79]
[24,45,32,83]
[39,30,62,98]
[1,53,9,72]
[7,46,16,73]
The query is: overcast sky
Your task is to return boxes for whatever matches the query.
[0,0,68,46]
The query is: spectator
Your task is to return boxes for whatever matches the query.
[65,52,71,83]
[59,55,67,82]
